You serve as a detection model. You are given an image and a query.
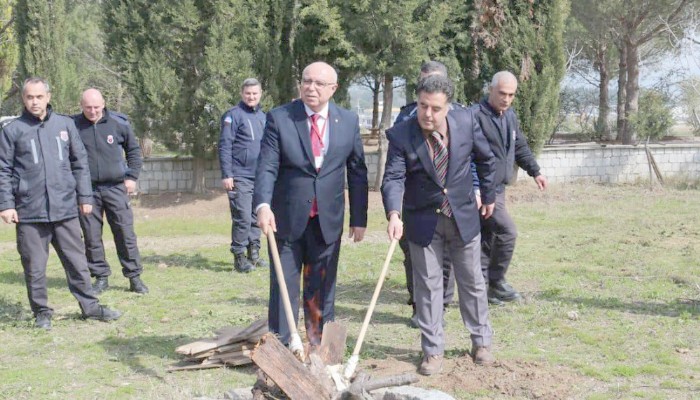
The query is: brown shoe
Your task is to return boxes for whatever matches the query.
[472,346,495,366]
[419,354,443,376]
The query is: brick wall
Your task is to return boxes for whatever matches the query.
[137,144,700,193]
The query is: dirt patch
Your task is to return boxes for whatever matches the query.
[365,357,588,399]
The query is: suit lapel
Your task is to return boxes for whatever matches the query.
[292,100,315,166]
[445,112,463,185]
[410,121,441,186]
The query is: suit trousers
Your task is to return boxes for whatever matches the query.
[409,214,493,356]
[17,218,100,316]
[400,236,455,307]
[79,184,142,279]
[228,177,261,255]
[267,217,341,346]
[480,190,517,282]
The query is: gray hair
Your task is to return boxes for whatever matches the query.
[490,71,517,87]
[416,75,454,102]
[22,77,51,93]
[241,78,261,90]
[420,61,448,78]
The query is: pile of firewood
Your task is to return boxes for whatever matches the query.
[168,318,267,372]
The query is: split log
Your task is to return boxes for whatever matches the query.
[251,333,333,400]
[317,321,347,365]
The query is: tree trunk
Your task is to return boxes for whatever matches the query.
[616,40,627,141]
[374,73,393,191]
[622,39,639,144]
[192,156,207,194]
[371,76,380,129]
[594,45,611,140]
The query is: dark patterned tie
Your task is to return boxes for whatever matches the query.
[431,131,452,217]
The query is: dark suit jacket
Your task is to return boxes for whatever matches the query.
[254,100,368,244]
[381,107,496,247]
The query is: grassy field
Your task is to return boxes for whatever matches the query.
[0,182,699,399]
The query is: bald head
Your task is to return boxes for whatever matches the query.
[81,88,106,123]
[300,61,338,112]
[488,71,518,114]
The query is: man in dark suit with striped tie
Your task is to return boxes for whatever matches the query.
[381,74,497,375]
[254,61,369,347]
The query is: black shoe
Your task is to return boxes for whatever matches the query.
[83,305,122,322]
[488,279,522,302]
[92,277,109,294]
[488,295,504,306]
[129,276,149,294]
[34,312,52,330]
[234,253,254,273]
[247,246,268,268]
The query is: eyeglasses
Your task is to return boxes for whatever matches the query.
[301,79,336,88]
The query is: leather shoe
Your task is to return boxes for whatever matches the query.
[472,346,495,366]
[488,295,504,306]
[247,246,268,268]
[129,276,149,294]
[419,354,443,376]
[92,276,109,294]
[234,253,253,273]
[83,305,122,322]
[488,279,522,302]
[34,312,52,330]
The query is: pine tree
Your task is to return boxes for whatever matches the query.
[0,0,17,110]
[15,0,79,112]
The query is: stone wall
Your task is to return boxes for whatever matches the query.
[137,143,700,193]
[518,143,700,183]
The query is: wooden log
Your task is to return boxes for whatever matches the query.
[251,333,333,400]
[176,319,267,356]
[167,362,224,372]
[317,321,347,365]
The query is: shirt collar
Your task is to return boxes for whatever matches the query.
[304,103,329,120]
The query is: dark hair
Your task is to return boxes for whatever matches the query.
[22,77,50,93]
[416,75,454,102]
[420,61,448,77]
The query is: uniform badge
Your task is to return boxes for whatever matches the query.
[60,131,69,141]
[107,135,114,144]
[224,116,232,125]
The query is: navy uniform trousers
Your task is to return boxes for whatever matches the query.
[17,218,100,316]
[268,216,340,346]
[79,183,142,279]
[228,177,261,255]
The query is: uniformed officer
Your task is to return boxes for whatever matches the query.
[218,78,268,273]
[73,88,148,295]
[0,78,121,329]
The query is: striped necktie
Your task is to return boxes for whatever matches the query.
[430,131,452,217]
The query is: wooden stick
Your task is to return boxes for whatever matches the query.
[344,239,398,379]
[267,230,305,359]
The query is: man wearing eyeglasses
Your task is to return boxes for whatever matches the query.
[254,61,368,347]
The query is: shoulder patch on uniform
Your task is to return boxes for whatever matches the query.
[0,116,17,129]
[223,116,233,125]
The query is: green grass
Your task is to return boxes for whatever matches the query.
[1,183,699,399]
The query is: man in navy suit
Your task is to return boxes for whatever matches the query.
[254,61,368,346]
[382,75,497,375]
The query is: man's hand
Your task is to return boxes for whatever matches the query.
[124,179,137,194]
[480,203,495,220]
[80,204,93,215]
[222,178,234,191]
[0,209,18,224]
[387,213,403,241]
[534,175,548,191]
[257,205,276,235]
[348,227,366,243]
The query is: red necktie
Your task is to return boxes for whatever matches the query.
[309,114,322,217]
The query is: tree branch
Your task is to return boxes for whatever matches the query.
[0,15,14,38]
